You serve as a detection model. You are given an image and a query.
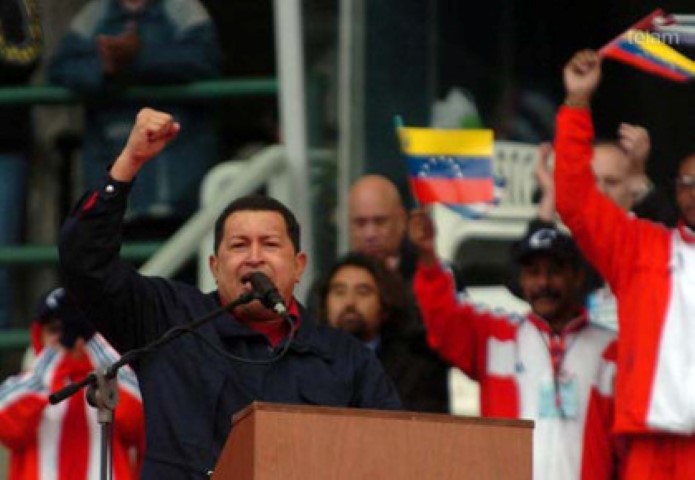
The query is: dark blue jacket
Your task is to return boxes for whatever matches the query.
[59,177,401,479]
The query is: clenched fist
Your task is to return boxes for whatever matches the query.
[408,208,438,266]
[563,50,601,107]
[111,108,180,182]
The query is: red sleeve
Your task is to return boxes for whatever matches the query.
[554,106,658,290]
[0,395,47,448]
[413,261,517,382]
[580,340,618,480]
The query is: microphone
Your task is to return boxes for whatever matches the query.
[243,272,288,316]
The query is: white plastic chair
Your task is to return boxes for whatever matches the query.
[434,141,540,263]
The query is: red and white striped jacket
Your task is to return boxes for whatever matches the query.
[0,334,144,480]
[414,263,617,480]
[555,106,695,436]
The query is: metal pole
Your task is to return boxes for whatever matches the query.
[337,0,366,255]
[273,0,314,299]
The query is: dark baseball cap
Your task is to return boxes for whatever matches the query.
[35,288,67,323]
[510,226,581,267]
[35,288,95,347]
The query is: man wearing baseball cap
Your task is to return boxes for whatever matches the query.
[0,288,145,480]
[409,210,618,480]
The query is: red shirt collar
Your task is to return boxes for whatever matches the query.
[219,293,301,347]
[677,221,695,245]
[527,309,587,335]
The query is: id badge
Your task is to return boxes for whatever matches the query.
[538,377,579,419]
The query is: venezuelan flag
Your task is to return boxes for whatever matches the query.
[600,10,695,82]
[398,127,496,209]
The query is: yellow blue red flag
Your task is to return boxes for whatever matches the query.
[398,126,498,217]
[600,9,695,82]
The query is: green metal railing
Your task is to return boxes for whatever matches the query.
[0,242,162,266]
[0,78,278,351]
[0,78,277,105]
[0,242,162,351]
[0,330,30,350]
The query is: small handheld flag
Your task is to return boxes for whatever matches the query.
[398,126,499,218]
[599,9,695,82]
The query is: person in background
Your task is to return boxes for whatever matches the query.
[348,174,417,280]
[345,174,456,411]
[0,0,42,329]
[536,121,676,227]
[410,208,617,480]
[47,0,222,232]
[556,49,695,480]
[0,288,145,480]
[317,252,450,413]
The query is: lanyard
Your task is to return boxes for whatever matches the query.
[513,318,582,419]
[536,328,580,419]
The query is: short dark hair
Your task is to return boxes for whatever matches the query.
[316,252,407,327]
[213,194,301,253]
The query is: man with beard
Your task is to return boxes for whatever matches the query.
[409,209,617,480]
[318,252,450,413]
[58,108,400,479]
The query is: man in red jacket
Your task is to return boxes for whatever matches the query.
[556,49,695,479]
[0,288,144,480]
[410,210,617,480]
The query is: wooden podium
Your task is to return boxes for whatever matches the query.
[212,402,532,479]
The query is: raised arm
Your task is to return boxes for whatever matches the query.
[554,51,659,288]
[59,109,181,352]
[535,143,556,223]
[408,209,516,381]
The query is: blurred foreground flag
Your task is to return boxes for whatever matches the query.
[398,126,499,217]
[600,9,695,82]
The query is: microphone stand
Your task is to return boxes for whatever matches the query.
[48,292,258,480]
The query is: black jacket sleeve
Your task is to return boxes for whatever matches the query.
[59,177,183,353]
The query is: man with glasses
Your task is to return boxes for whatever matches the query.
[556,49,695,480]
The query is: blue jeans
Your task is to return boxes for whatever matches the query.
[0,154,27,329]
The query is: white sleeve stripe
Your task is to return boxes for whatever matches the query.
[595,360,616,397]
[32,348,60,378]
[86,335,141,399]
[0,347,63,403]
[0,377,45,408]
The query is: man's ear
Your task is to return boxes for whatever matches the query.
[208,254,219,285]
[294,251,307,283]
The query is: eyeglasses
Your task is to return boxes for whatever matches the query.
[676,175,695,190]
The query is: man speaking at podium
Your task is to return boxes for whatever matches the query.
[59,108,401,478]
